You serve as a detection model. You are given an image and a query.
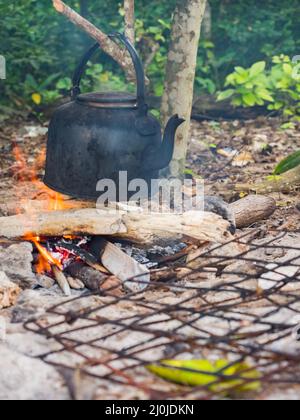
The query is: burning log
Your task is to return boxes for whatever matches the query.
[0,209,231,245]
[56,241,108,274]
[67,262,123,297]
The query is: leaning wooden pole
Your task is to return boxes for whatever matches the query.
[52,0,135,80]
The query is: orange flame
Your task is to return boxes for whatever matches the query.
[24,234,63,274]
[14,139,72,274]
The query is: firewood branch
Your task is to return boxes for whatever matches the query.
[0,209,232,245]
[52,0,136,81]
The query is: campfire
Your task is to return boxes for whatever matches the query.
[0,131,279,300]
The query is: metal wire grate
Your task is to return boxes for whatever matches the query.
[24,229,300,399]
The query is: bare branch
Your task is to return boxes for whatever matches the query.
[144,43,160,71]
[124,0,135,44]
[52,0,135,80]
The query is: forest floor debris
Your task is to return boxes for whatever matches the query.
[0,116,300,399]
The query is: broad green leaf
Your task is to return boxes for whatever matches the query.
[242,92,256,106]
[283,63,293,76]
[232,97,243,107]
[235,66,247,76]
[56,77,72,90]
[217,89,235,101]
[147,359,261,393]
[235,73,249,84]
[255,87,274,102]
[249,61,266,78]
[256,98,265,106]
[274,150,300,175]
[280,122,296,130]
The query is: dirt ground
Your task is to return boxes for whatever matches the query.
[1,116,300,400]
[1,115,299,227]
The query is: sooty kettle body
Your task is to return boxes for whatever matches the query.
[44,33,185,200]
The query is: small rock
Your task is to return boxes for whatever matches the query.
[0,272,21,309]
[36,274,55,289]
[0,242,36,288]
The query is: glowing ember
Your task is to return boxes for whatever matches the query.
[32,238,63,271]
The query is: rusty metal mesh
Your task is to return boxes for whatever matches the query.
[24,229,300,399]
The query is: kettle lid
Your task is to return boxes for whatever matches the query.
[76,92,137,108]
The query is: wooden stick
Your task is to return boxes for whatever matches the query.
[52,0,135,80]
[52,266,71,296]
[124,0,135,44]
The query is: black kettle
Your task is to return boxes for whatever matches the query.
[44,33,185,200]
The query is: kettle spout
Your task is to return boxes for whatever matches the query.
[144,114,185,171]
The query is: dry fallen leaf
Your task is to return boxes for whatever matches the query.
[232,151,254,167]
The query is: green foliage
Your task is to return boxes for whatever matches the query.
[210,0,300,79]
[267,55,300,119]
[0,0,299,112]
[218,61,272,107]
[274,151,300,175]
[195,41,217,94]
[218,56,300,120]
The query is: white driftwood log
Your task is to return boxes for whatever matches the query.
[0,195,276,229]
[0,209,231,245]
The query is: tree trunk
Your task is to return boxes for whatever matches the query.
[161,0,207,178]
[124,0,135,44]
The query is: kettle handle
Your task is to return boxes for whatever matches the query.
[71,33,147,113]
